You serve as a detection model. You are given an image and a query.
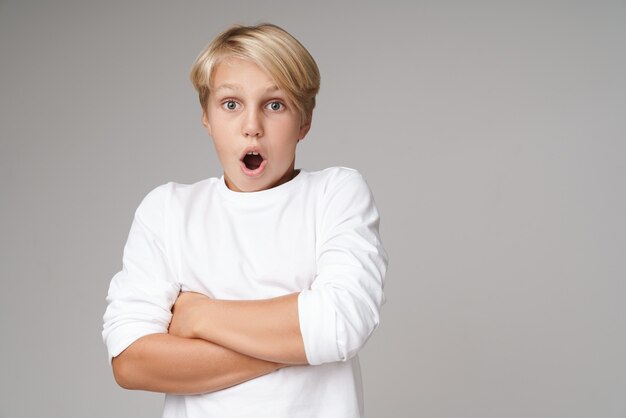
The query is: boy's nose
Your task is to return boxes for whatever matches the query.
[242,111,263,137]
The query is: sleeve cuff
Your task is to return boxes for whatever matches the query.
[297,289,342,365]
[104,324,168,365]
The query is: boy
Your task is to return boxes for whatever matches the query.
[102,23,387,417]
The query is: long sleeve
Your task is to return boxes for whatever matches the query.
[297,169,388,365]
[102,183,181,362]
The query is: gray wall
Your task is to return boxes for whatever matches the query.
[1,1,625,417]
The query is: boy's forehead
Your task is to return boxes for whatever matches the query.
[210,59,282,93]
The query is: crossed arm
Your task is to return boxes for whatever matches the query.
[111,292,308,394]
[107,171,386,396]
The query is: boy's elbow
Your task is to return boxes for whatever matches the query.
[111,354,129,389]
[111,352,137,390]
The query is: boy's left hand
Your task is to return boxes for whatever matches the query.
[168,291,211,339]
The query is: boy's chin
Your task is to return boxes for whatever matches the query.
[224,175,268,193]
[225,170,296,193]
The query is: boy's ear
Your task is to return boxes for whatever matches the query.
[202,111,213,136]
[298,112,313,141]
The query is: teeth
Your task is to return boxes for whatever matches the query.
[246,151,260,156]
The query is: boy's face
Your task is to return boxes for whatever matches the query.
[202,57,311,192]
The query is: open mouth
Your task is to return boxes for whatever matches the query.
[241,151,266,173]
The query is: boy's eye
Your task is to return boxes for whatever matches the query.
[266,101,284,111]
[222,100,239,111]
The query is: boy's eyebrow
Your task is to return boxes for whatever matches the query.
[213,83,281,93]
[213,83,240,92]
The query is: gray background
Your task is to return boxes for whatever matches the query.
[1,1,625,417]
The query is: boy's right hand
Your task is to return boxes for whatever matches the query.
[168,291,212,339]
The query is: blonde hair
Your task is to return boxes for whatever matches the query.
[190,23,320,124]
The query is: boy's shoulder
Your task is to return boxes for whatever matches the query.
[134,177,220,215]
[167,176,221,196]
[310,166,359,177]
[306,166,365,185]
[309,166,370,193]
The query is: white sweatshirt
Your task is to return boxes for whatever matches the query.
[102,166,388,418]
